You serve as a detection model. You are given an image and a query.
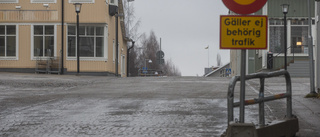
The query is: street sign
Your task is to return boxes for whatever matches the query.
[156,51,165,58]
[226,68,231,75]
[222,0,268,15]
[157,59,165,65]
[142,70,147,74]
[220,15,268,49]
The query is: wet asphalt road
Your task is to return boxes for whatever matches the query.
[0,73,319,137]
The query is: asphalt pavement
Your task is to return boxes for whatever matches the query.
[0,73,319,137]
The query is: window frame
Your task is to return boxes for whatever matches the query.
[0,24,18,60]
[109,0,118,6]
[290,19,309,55]
[269,18,313,56]
[31,24,57,60]
[68,0,94,3]
[66,24,108,61]
[30,0,56,3]
[0,0,18,3]
[113,40,115,62]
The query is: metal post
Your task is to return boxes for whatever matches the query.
[285,71,293,118]
[115,15,119,77]
[308,0,317,95]
[76,12,80,74]
[284,13,287,70]
[144,59,147,77]
[240,49,246,123]
[208,45,210,67]
[317,1,320,93]
[259,78,265,126]
[61,0,64,74]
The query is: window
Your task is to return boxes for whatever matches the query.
[269,26,284,53]
[33,25,55,57]
[67,25,105,58]
[69,0,94,3]
[109,0,117,6]
[0,25,17,58]
[0,0,18,3]
[291,19,308,54]
[31,0,56,3]
[269,19,312,55]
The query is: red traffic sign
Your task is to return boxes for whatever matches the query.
[222,0,268,15]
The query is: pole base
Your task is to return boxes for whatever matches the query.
[305,92,318,98]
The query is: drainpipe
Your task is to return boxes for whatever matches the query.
[127,40,135,77]
[115,14,119,77]
[61,0,64,74]
[317,1,320,93]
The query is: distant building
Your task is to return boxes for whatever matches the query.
[0,0,128,77]
[204,63,231,77]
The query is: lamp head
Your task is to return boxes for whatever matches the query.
[74,3,82,13]
[281,4,289,14]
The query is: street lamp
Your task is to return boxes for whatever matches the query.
[281,4,289,70]
[74,3,82,75]
[144,59,152,76]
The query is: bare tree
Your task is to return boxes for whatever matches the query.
[123,2,181,76]
[136,31,181,76]
[123,0,141,41]
[123,0,142,76]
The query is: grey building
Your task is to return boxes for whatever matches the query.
[230,0,318,78]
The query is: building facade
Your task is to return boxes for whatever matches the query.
[0,0,128,77]
[230,0,319,91]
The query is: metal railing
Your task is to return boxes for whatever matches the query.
[267,46,295,70]
[35,49,61,74]
[227,70,292,126]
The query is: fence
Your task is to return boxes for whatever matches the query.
[35,49,61,74]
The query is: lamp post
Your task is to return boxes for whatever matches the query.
[205,45,209,67]
[144,59,152,77]
[307,0,317,96]
[281,4,289,70]
[74,3,82,75]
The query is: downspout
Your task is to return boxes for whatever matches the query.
[61,0,64,74]
[115,15,119,77]
[127,41,135,77]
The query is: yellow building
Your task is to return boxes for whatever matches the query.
[0,0,128,77]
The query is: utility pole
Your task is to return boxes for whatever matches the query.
[317,1,320,93]
[307,0,317,96]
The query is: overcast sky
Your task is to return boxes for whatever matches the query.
[132,0,230,76]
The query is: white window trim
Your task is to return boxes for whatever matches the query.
[30,0,56,3]
[121,54,125,77]
[31,24,57,60]
[113,40,115,62]
[0,24,19,60]
[68,0,94,3]
[0,0,18,3]
[66,24,108,61]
